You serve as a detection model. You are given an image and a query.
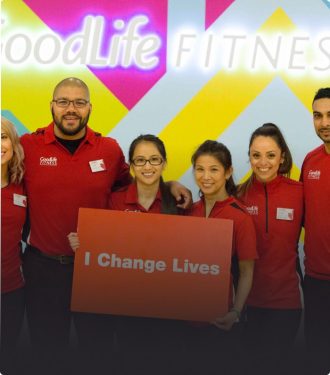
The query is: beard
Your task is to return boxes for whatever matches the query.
[316,128,330,144]
[52,108,90,137]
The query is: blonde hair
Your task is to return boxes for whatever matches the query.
[1,117,24,184]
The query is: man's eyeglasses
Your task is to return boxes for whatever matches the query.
[132,156,163,166]
[52,99,89,108]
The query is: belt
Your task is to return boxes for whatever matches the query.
[27,245,74,265]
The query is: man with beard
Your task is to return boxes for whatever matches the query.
[20,77,191,374]
[300,87,330,374]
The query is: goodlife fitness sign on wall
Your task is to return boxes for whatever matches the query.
[3,7,330,71]
[2,0,329,188]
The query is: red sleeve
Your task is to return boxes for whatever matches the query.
[234,214,258,261]
[111,147,132,191]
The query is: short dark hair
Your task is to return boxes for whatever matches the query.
[313,87,330,103]
[191,140,236,196]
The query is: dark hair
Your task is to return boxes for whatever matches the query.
[128,134,178,215]
[238,123,292,197]
[313,87,330,103]
[129,134,166,163]
[191,140,236,196]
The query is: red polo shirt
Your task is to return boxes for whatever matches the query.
[1,183,26,293]
[188,196,257,260]
[188,196,258,310]
[20,123,131,256]
[108,183,162,213]
[240,175,303,309]
[300,145,330,280]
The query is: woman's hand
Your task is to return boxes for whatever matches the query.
[67,232,80,252]
[212,310,238,331]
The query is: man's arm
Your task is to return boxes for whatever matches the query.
[166,181,193,209]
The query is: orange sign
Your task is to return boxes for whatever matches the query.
[71,208,233,322]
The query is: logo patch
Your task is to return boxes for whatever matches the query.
[246,206,258,215]
[307,170,321,180]
[40,156,58,166]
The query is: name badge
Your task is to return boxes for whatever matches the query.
[276,207,294,221]
[13,193,27,207]
[89,159,106,173]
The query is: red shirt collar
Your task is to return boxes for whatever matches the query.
[251,174,282,193]
[193,195,235,215]
[44,122,97,145]
[125,183,162,206]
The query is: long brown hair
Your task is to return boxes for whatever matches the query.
[1,117,24,184]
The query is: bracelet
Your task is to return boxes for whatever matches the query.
[229,308,241,321]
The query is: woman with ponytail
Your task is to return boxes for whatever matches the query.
[237,123,303,375]
[184,140,257,375]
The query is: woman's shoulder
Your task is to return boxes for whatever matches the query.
[5,182,25,194]
[278,175,303,189]
[277,176,304,201]
[111,185,130,195]
[221,197,256,230]
[225,196,250,216]
[186,199,203,216]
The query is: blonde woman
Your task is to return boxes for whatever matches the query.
[1,117,26,372]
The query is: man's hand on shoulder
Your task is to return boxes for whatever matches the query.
[167,180,193,209]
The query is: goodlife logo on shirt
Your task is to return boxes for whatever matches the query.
[307,170,321,180]
[40,157,58,166]
[246,206,258,215]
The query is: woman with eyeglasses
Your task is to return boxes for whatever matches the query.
[68,134,183,375]
[1,117,27,373]
[107,134,180,215]
[182,140,258,375]
[68,134,180,242]
[237,123,303,375]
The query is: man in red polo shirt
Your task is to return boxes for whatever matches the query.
[300,87,330,374]
[21,77,191,375]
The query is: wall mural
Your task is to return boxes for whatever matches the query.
[2,0,330,195]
